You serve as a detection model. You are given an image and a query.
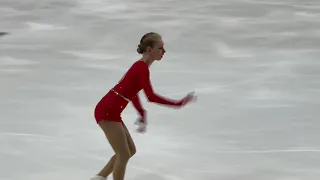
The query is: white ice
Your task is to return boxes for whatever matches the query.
[1,0,320,180]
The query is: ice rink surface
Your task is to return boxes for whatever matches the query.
[1,0,320,180]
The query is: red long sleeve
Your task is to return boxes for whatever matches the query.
[140,67,182,106]
[131,94,145,116]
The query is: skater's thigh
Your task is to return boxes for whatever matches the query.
[123,124,136,155]
[98,120,130,155]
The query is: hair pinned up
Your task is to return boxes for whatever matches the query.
[137,32,161,54]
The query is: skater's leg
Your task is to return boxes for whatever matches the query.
[123,124,136,156]
[97,155,116,178]
[97,124,136,178]
[98,120,131,180]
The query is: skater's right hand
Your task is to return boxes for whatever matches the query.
[177,91,197,107]
[135,110,147,133]
[135,117,147,133]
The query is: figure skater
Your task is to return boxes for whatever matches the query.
[90,32,196,180]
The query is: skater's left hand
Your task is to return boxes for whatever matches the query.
[134,110,147,133]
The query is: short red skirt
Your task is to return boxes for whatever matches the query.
[94,90,129,126]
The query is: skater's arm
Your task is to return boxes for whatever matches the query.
[131,94,145,117]
[140,68,182,106]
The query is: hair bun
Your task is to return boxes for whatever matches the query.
[136,32,161,54]
[137,44,144,54]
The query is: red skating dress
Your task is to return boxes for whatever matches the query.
[94,60,183,125]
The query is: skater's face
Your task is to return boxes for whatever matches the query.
[147,38,166,61]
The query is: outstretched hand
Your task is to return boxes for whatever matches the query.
[134,91,197,133]
[180,91,197,106]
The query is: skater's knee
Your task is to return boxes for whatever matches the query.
[116,153,131,162]
[130,150,136,157]
[130,146,136,157]
[116,149,131,161]
[114,148,135,161]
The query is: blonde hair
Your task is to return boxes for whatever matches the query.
[137,32,161,54]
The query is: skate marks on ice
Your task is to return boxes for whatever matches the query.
[0,32,9,37]
[132,166,183,180]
